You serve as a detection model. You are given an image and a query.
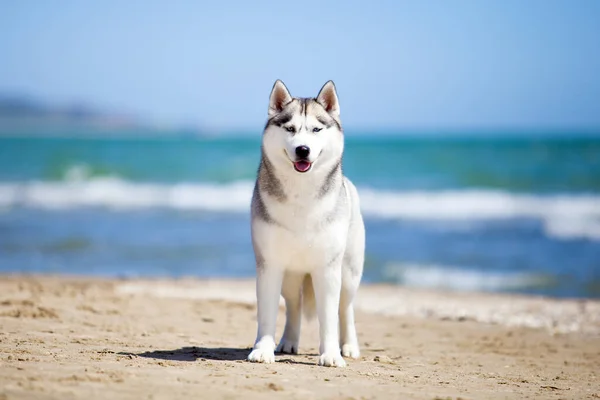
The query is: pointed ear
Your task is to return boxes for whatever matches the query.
[268,80,292,117]
[316,80,340,118]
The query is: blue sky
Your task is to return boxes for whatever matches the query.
[1,1,599,132]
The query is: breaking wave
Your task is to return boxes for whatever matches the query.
[359,188,600,241]
[0,165,599,241]
[383,263,556,293]
[0,177,254,213]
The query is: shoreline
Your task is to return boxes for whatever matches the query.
[114,276,600,336]
[3,273,600,335]
[1,274,599,399]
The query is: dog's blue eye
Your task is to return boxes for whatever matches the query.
[285,126,295,133]
[313,127,322,133]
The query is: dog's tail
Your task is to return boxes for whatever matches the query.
[301,274,317,321]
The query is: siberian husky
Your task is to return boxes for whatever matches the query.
[247,80,365,367]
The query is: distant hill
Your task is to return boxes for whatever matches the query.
[0,94,205,137]
[0,94,138,126]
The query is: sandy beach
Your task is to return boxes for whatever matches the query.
[1,275,599,400]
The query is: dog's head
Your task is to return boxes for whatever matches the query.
[262,80,343,174]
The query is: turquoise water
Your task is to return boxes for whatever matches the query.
[2,135,600,192]
[1,133,599,298]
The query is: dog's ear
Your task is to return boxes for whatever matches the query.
[269,80,292,117]
[316,80,340,118]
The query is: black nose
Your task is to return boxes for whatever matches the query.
[295,145,310,159]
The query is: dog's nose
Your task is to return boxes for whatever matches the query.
[295,145,310,159]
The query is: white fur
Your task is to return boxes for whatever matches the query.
[248,81,365,367]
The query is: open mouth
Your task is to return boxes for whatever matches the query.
[293,160,312,173]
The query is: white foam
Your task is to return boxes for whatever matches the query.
[0,174,599,240]
[384,263,553,293]
[359,189,600,241]
[0,177,254,212]
[360,188,600,222]
[544,217,600,241]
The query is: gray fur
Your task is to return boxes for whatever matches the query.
[266,111,293,128]
[253,243,265,270]
[252,183,276,225]
[317,160,342,199]
[326,249,344,267]
[266,97,341,131]
[322,183,348,226]
[257,153,287,202]
[316,115,337,129]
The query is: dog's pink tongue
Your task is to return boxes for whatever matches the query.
[294,160,311,172]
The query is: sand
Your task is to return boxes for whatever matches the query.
[1,275,599,400]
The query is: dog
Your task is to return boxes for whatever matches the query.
[247,80,365,367]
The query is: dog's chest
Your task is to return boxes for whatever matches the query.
[254,199,348,271]
[258,223,347,271]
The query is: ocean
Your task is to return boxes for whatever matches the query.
[1,133,599,299]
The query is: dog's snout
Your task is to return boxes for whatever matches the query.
[295,145,310,159]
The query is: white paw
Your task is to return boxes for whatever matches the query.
[247,348,275,363]
[276,338,299,354]
[341,343,360,359]
[318,351,347,367]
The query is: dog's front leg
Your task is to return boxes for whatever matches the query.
[247,266,284,363]
[312,263,346,367]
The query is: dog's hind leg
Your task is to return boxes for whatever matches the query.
[339,186,365,358]
[276,271,304,354]
[339,214,364,360]
[339,278,360,359]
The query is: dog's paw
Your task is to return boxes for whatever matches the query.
[341,343,360,359]
[247,348,275,363]
[276,339,299,354]
[318,351,347,367]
